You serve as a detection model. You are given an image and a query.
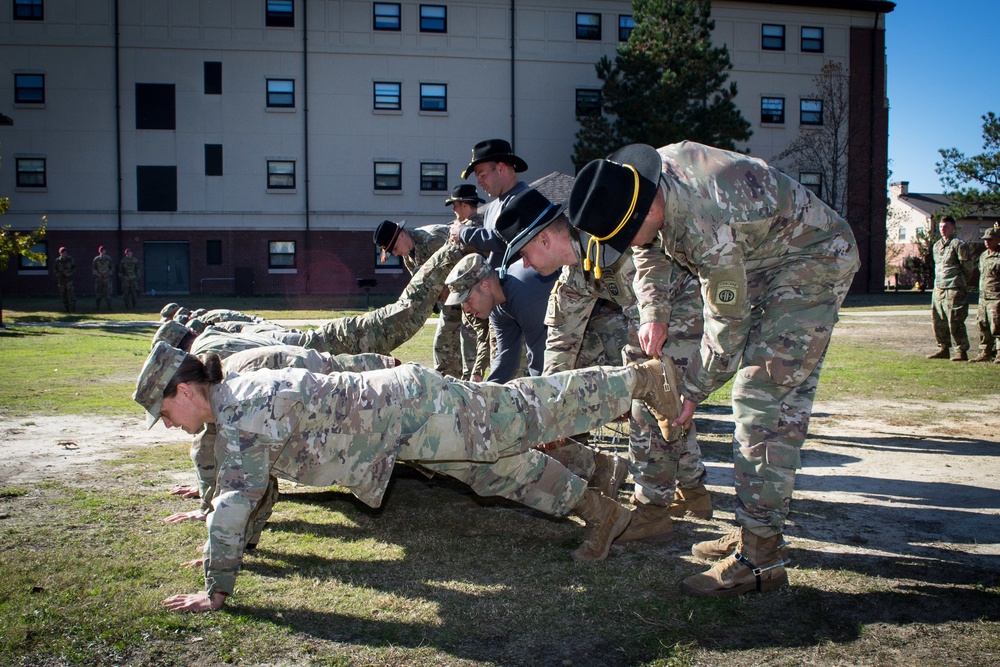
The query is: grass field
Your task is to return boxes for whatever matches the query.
[0,294,997,667]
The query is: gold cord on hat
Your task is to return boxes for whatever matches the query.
[583,162,639,279]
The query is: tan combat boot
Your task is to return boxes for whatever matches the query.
[570,488,632,561]
[926,347,950,359]
[680,529,790,597]
[590,450,629,498]
[615,502,674,543]
[951,350,969,361]
[690,527,741,561]
[667,483,714,519]
[630,357,683,441]
[969,351,995,363]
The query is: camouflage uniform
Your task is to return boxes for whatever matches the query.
[54,253,76,312]
[438,214,491,379]
[976,245,1000,359]
[118,254,141,310]
[544,243,693,504]
[193,362,637,595]
[634,142,859,537]
[198,309,262,325]
[92,253,114,310]
[931,236,974,353]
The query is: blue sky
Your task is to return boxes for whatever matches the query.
[885,0,1000,193]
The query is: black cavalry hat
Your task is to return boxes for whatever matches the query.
[494,188,565,273]
[461,139,529,180]
[444,183,486,206]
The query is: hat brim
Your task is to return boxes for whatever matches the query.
[575,229,633,270]
[445,196,486,206]
[606,144,661,241]
[145,400,162,429]
[462,154,529,180]
[503,202,566,266]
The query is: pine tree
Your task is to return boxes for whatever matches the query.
[937,112,1000,217]
[572,0,751,169]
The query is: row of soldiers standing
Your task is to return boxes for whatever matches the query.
[53,245,141,313]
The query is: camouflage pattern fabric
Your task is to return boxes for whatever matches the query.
[931,237,974,352]
[400,225,450,274]
[54,255,76,312]
[634,141,860,537]
[199,362,637,595]
[977,248,1000,356]
[93,254,114,309]
[198,309,261,325]
[118,255,141,309]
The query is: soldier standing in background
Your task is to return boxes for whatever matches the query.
[971,225,1000,363]
[92,245,114,311]
[54,246,76,313]
[927,215,974,361]
[119,248,141,310]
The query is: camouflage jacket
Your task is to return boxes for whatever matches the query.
[402,225,451,274]
[190,327,309,358]
[118,256,140,281]
[933,237,973,290]
[199,309,261,325]
[979,249,1000,300]
[54,255,75,280]
[542,233,638,374]
[634,141,859,404]
[92,255,113,279]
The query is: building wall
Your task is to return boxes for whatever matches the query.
[0,0,892,298]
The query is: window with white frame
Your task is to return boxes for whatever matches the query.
[14,73,44,104]
[799,172,822,198]
[576,13,601,40]
[761,97,784,123]
[19,241,47,270]
[420,5,446,33]
[898,227,907,241]
[800,99,823,125]
[801,26,824,53]
[16,157,46,188]
[762,24,785,50]
[267,160,296,189]
[268,241,296,268]
[420,84,447,112]
[374,3,401,30]
[374,82,401,110]
[420,162,447,191]
[374,162,402,190]
[267,79,295,108]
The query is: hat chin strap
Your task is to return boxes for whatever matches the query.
[498,203,555,279]
[583,163,639,279]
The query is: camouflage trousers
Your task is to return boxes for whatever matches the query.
[95,277,111,309]
[731,265,853,537]
[434,303,476,379]
[303,242,466,356]
[58,278,75,312]
[977,298,1000,356]
[931,286,970,352]
[121,278,139,310]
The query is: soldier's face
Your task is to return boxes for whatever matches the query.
[631,189,666,247]
[986,238,999,252]
[519,231,562,277]
[940,221,955,239]
[159,387,206,434]
[391,231,415,257]
[461,282,496,319]
[452,202,476,220]
[474,163,503,197]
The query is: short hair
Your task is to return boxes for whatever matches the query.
[941,215,956,225]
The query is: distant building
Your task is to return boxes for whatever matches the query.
[1,0,893,299]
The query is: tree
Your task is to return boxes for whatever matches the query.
[903,222,940,291]
[0,172,47,328]
[572,0,751,169]
[937,112,1000,217]
[774,61,850,216]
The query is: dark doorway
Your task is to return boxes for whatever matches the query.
[144,242,190,294]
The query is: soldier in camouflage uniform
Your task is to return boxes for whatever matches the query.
[444,184,491,380]
[92,245,114,310]
[927,215,975,361]
[118,248,141,310]
[495,188,709,543]
[54,246,76,313]
[135,342,683,611]
[567,142,859,598]
[971,226,1000,363]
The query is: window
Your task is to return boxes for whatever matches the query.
[420,84,447,112]
[135,83,176,130]
[576,89,601,117]
[206,240,223,265]
[205,144,223,176]
[421,162,447,191]
[618,15,635,41]
[137,166,178,211]
[800,99,822,125]
[801,26,824,53]
[267,160,296,189]
[374,3,401,30]
[420,5,446,33]
[265,0,294,27]
[19,241,47,270]
[799,172,822,198]
[13,0,43,20]
[16,158,46,188]
[376,245,403,269]
[374,82,401,110]
[204,62,222,95]
[761,97,784,124]
[576,13,601,40]
[762,24,785,51]
[268,241,296,268]
[14,74,44,104]
[374,161,402,190]
[267,79,295,108]
[898,227,907,241]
